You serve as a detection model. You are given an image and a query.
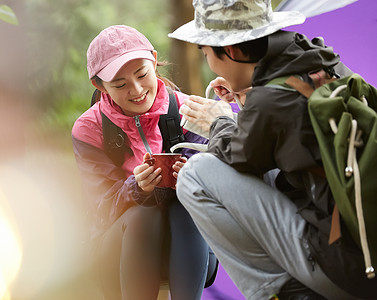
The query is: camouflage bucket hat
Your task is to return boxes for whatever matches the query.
[168,0,305,46]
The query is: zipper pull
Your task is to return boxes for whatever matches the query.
[134,115,141,127]
[133,115,152,154]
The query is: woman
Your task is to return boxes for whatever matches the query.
[72,25,217,300]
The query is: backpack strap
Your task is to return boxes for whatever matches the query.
[265,75,298,92]
[101,111,133,167]
[158,90,185,153]
[284,71,337,98]
[91,89,131,167]
[266,75,315,98]
[266,71,337,99]
[91,89,101,107]
[284,76,315,98]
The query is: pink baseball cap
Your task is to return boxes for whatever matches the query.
[87,25,155,82]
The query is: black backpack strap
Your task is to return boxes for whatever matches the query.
[91,89,101,107]
[158,90,185,153]
[101,111,133,167]
[89,88,132,167]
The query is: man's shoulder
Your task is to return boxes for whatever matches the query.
[246,85,300,110]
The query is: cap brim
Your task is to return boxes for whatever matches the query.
[168,11,305,47]
[97,50,155,82]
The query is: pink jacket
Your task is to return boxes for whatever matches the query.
[71,79,202,235]
[72,79,188,177]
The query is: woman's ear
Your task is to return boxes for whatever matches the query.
[152,50,158,69]
[91,79,107,94]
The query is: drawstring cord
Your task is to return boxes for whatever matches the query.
[328,86,375,279]
[205,83,245,110]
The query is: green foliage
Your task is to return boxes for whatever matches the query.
[1,0,297,147]
[0,4,18,24]
[20,0,172,138]
[2,0,287,142]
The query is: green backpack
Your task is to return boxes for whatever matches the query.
[267,73,377,280]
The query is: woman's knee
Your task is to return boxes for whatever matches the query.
[125,205,162,223]
[100,206,164,247]
[119,205,165,238]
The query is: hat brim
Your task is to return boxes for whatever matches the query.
[168,11,305,47]
[97,50,155,82]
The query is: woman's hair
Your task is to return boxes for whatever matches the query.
[210,35,268,63]
[155,60,180,91]
[92,59,179,91]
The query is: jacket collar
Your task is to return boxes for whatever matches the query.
[99,78,169,127]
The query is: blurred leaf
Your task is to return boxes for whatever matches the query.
[0,5,18,25]
[271,0,283,10]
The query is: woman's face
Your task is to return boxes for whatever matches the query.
[101,58,158,117]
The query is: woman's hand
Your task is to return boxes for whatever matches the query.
[171,156,187,190]
[172,156,188,179]
[133,153,162,193]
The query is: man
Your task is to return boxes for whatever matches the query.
[169,0,377,299]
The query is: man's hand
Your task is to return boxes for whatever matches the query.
[210,77,235,103]
[180,95,233,136]
[210,76,252,106]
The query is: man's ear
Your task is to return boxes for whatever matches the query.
[91,79,107,93]
[224,46,236,59]
[152,50,158,69]
[224,45,245,61]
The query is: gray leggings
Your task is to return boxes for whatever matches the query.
[94,199,216,300]
[176,153,355,300]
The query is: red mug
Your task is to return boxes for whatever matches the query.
[144,153,182,188]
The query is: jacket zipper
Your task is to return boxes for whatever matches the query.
[134,115,152,154]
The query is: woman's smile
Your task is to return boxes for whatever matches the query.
[129,91,148,104]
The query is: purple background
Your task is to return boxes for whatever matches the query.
[287,0,377,86]
[202,1,377,299]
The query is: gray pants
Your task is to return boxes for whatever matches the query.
[176,153,355,300]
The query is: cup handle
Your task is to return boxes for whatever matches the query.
[170,142,208,153]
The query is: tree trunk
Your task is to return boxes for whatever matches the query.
[168,0,203,95]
